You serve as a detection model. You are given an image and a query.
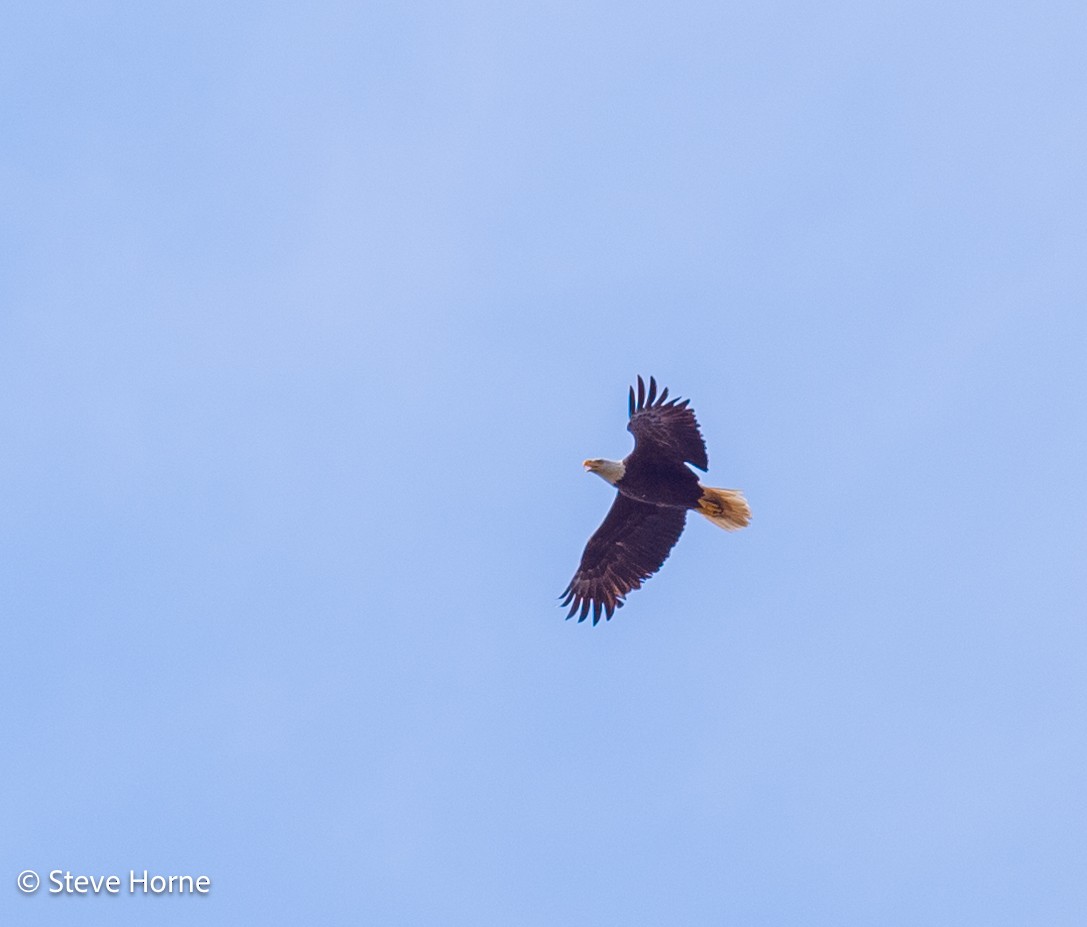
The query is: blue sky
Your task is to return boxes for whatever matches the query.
[3,1,1086,924]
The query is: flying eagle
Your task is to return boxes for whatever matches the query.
[561,376,750,624]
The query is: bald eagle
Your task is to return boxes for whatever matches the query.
[561,376,750,624]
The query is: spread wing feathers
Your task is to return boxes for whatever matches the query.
[560,494,688,625]
[627,375,709,471]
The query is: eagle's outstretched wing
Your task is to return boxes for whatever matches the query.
[560,493,687,625]
[627,375,708,471]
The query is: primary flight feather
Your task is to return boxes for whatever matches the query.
[560,376,750,625]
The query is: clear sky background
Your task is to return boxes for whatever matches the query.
[3,2,1086,924]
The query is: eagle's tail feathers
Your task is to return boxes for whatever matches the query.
[696,486,751,531]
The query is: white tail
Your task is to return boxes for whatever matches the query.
[697,485,751,531]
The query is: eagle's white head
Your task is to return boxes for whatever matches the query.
[583,458,626,485]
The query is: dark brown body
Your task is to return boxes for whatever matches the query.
[615,451,702,509]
